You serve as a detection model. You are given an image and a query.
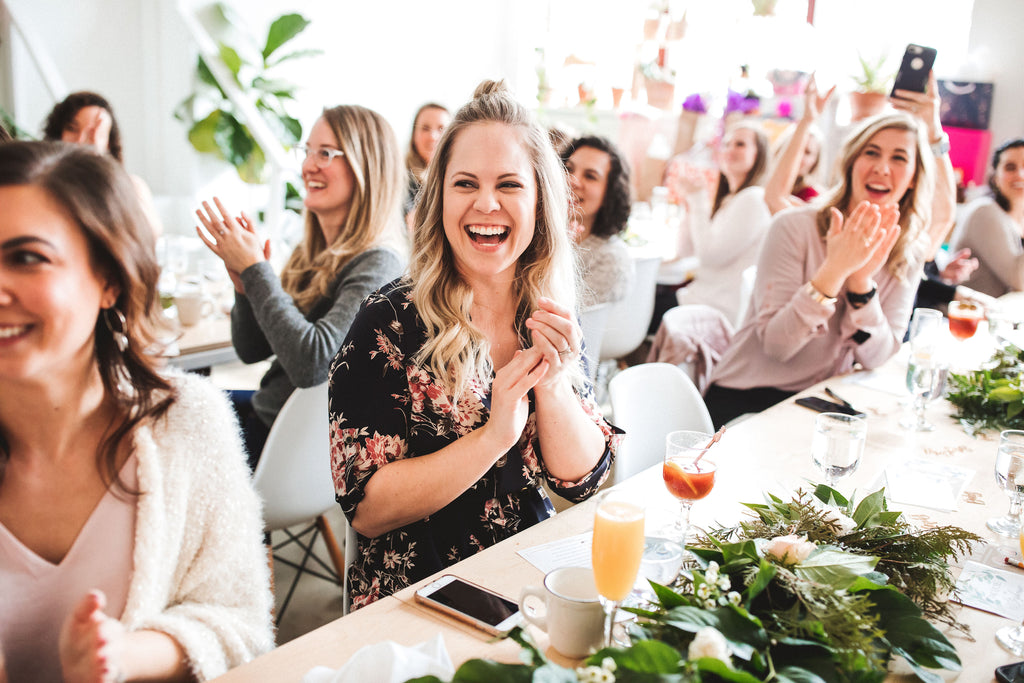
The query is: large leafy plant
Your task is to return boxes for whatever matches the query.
[406,486,979,683]
[174,3,318,188]
[947,344,1024,434]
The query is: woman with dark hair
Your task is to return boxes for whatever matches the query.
[0,142,272,681]
[950,138,1024,297]
[562,135,635,306]
[43,91,162,236]
[403,102,451,221]
[669,121,773,323]
[705,74,957,427]
[196,104,406,467]
[328,81,618,609]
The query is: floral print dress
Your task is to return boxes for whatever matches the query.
[328,278,619,609]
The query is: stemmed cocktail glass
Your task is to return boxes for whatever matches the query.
[901,308,949,431]
[662,431,717,549]
[988,430,1024,537]
[591,491,645,648]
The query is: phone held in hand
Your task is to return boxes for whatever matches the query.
[415,574,522,636]
[891,44,937,96]
[795,396,866,418]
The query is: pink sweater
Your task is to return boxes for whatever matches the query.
[711,207,922,392]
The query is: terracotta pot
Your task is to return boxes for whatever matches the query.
[645,78,675,110]
[849,91,887,121]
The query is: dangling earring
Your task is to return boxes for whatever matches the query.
[103,307,129,353]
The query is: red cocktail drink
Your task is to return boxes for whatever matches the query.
[663,460,715,500]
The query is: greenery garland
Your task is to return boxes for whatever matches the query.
[946,344,1024,434]
[406,485,981,683]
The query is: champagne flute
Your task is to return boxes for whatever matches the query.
[591,490,645,648]
[995,511,1024,655]
[901,308,949,431]
[663,431,717,549]
[988,430,1024,537]
[811,412,866,487]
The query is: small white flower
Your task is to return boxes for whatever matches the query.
[688,626,731,664]
[717,595,728,606]
[705,562,720,583]
[601,657,617,673]
[728,591,742,606]
[717,575,731,591]
[697,583,712,599]
[707,560,720,573]
[576,665,615,683]
[704,598,717,609]
[763,534,816,565]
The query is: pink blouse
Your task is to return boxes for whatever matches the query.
[0,455,137,682]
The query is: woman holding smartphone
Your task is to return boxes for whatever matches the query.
[705,73,956,427]
[328,81,618,610]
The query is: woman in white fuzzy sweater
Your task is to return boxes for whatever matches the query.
[0,142,273,682]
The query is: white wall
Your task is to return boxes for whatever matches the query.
[966,0,1024,149]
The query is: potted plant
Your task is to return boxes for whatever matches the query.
[849,53,893,121]
[175,2,317,208]
[640,60,676,110]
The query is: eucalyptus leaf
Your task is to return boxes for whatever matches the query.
[744,559,776,604]
[852,488,886,527]
[603,640,684,673]
[449,659,535,683]
[262,13,310,62]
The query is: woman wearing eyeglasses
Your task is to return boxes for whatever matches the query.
[196,105,406,466]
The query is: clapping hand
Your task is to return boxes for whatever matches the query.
[524,297,582,390]
[820,201,901,294]
[195,196,271,293]
[59,590,125,683]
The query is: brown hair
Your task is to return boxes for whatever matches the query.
[405,103,450,184]
[712,122,769,216]
[43,91,123,162]
[280,105,404,312]
[0,141,175,489]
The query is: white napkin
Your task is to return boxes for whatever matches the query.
[302,634,454,683]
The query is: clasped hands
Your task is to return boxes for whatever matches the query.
[815,201,901,297]
[484,298,583,450]
[195,196,271,293]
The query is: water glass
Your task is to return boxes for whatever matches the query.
[988,430,1024,537]
[811,412,866,487]
[995,511,1024,655]
[901,308,949,431]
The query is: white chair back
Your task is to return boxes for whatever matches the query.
[608,362,714,485]
[579,302,611,384]
[252,383,337,530]
[600,255,662,361]
[734,265,758,329]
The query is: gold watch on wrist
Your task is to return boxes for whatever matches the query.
[803,281,837,305]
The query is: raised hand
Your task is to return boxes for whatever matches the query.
[801,73,836,124]
[59,591,126,683]
[847,203,902,293]
[890,70,943,142]
[485,348,549,452]
[195,197,269,290]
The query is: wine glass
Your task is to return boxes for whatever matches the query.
[900,308,949,431]
[995,511,1024,655]
[591,490,645,648]
[663,431,717,548]
[947,300,985,341]
[988,430,1024,537]
[811,412,866,487]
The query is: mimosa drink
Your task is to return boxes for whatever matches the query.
[592,500,645,602]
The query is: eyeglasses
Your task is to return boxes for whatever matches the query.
[293,143,345,169]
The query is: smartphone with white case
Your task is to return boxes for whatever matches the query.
[414,574,522,636]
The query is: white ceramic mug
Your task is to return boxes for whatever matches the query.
[519,566,605,658]
[175,292,213,326]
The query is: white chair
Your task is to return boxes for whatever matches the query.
[252,382,351,621]
[579,302,611,384]
[608,362,714,485]
[734,265,758,329]
[599,255,663,362]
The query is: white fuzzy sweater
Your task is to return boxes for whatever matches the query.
[120,371,274,680]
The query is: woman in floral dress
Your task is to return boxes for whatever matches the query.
[328,81,620,609]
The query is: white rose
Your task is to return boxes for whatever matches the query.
[807,497,858,534]
[764,535,816,565]
[688,626,731,664]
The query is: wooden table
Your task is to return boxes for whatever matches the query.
[165,314,237,371]
[213,353,1021,682]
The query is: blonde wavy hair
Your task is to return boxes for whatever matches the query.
[405,102,449,185]
[409,80,583,400]
[281,105,404,312]
[815,112,934,280]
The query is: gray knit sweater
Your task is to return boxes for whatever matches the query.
[230,246,405,426]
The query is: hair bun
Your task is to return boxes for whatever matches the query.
[472,79,510,100]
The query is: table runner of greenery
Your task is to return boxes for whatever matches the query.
[406,485,980,683]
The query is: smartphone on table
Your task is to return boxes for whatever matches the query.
[414,574,522,636]
[891,44,937,95]
[795,396,866,418]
